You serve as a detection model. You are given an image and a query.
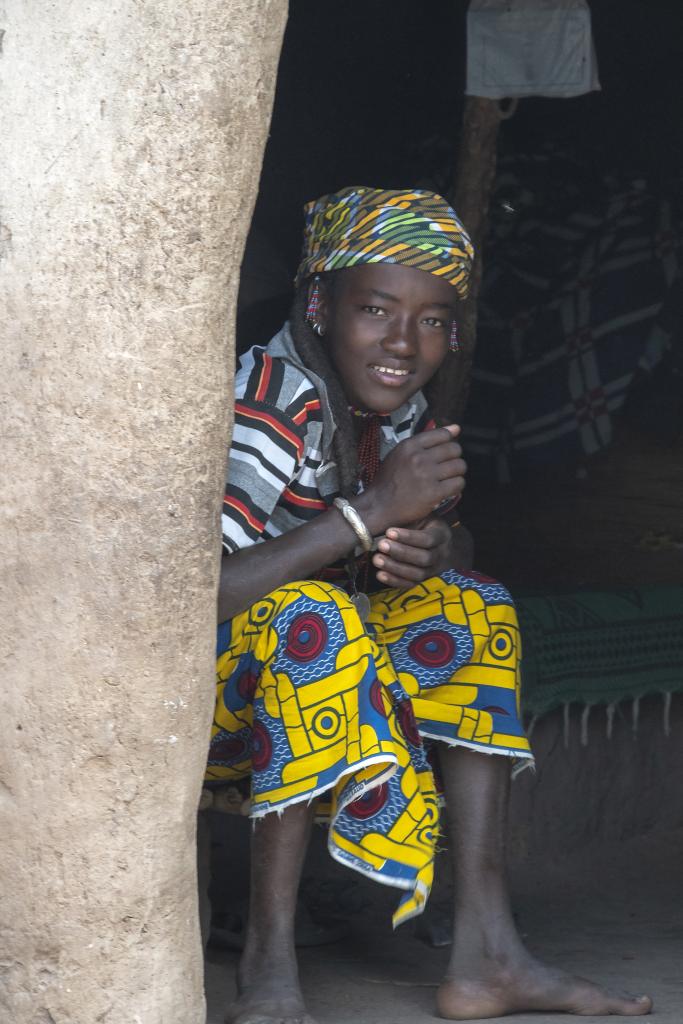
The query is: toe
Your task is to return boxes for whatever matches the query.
[608,993,653,1016]
[573,990,653,1017]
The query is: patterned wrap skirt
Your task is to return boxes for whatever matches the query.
[206,569,533,927]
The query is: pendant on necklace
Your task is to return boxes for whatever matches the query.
[350,591,371,623]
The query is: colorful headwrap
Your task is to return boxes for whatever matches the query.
[295,186,474,299]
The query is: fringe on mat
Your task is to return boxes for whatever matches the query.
[524,692,677,748]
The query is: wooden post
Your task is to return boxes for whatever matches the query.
[442,96,509,420]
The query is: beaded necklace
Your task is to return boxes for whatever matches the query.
[348,406,390,490]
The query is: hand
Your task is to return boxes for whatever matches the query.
[371,518,473,589]
[356,425,467,536]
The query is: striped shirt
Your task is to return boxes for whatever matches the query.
[222,324,433,554]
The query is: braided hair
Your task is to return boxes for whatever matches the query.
[288,277,457,499]
[288,282,360,499]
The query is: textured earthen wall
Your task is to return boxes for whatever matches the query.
[509,696,683,861]
[0,3,287,1021]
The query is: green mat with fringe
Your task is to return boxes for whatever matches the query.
[515,585,683,715]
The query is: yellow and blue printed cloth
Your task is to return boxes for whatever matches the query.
[206,570,532,927]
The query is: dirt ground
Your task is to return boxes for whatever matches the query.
[204,824,683,1023]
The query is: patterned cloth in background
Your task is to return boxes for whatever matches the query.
[465,152,683,481]
[295,186,474,299]
[206,571,532,926]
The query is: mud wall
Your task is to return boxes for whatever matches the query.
[0,3,287,1022]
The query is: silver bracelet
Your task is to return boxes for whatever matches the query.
[333,497,373,553]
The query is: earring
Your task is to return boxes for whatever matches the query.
[306,275,326,338]
[306,275,321,324]
[449,321,459,352]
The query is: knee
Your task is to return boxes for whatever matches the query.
[266,580,366,662]
[440,569,515,608]
[279,579,356,612]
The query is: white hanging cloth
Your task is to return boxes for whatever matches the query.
[466,0,601,99]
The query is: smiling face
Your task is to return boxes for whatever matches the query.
[314,263,457,413]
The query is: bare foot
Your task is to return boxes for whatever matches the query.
[436,952,653,1020]
[225,988,316,1024]
[225,947,317,1024]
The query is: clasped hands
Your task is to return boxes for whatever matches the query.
[372,518,472,588]
[362,424,472,588]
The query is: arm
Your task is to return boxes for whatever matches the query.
[218,506,364,622]
[219,425,467,621]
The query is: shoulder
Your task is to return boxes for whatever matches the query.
[233,345,324,466]
[236,344,323,429]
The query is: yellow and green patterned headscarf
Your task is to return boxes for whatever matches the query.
[295,186,474,299]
